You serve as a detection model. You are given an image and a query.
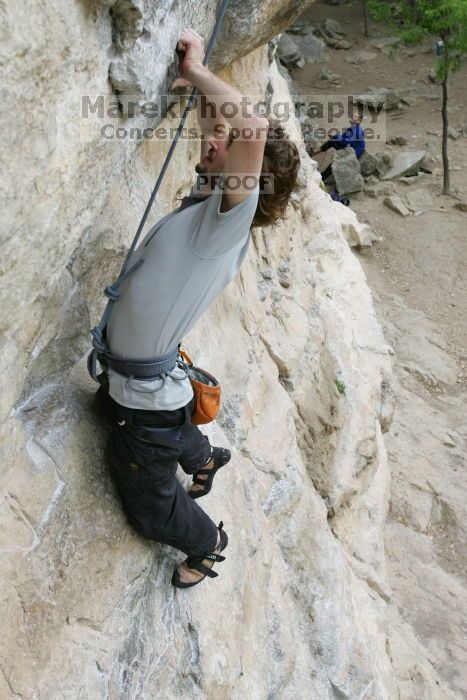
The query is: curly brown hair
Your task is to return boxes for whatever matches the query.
[251,118,301,229]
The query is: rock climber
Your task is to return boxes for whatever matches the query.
[96,28,301,588]
[312,110,365,185]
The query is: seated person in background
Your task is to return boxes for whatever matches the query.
[312,111,365,183]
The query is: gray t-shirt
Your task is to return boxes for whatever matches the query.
[105,177,260,410]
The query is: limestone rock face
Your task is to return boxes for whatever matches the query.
[107,0,315,99]
[1,1,398,697]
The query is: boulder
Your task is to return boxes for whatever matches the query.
[346,51,378,65]
[400,95,417,106]
[320,65,341,82]
[404,189,434,213]
[359,151,378,177]
[369,37,400,52]
[277,33,305,69]
[453,201,467,212]
[382,151,427,180]
[286,21,308,35]
[375,151,395,177]
[290,30,326,63]
[365,182,394,198]
[364,174,380,186]
[332,146,364,195]
[448,126,460,140]
[325,37,352,50]
[320,18,345,38]
[384,195,411,216]
[388,136,408,146]
[355,87,401,111]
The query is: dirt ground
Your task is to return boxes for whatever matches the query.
[291,2,467,697]
[294,0,467,363]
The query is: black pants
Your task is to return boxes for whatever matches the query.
[99,385,219,559]
[320,139,353,182]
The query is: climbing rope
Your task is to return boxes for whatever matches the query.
[90,0,230,355]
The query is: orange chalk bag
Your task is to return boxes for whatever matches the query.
[179,350,221,425]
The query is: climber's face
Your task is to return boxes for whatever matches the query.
[195,130,233,176]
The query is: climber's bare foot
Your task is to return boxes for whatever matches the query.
[176,528,222,585]
[187,455,214,495]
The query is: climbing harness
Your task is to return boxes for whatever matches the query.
[113,403,192,449]
[88,0,230,384]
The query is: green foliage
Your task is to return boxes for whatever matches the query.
[368,0,467,80]
[334,378,346,395]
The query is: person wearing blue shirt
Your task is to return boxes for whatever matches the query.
[313,111,365,183]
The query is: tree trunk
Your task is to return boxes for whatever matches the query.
[363,0,369,37]
[441,76,450,195]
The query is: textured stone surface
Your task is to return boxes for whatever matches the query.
[345,50,378,65]
[355,87,401,111]
[384,195,411,217]
[332,146,365,194]
[286,28,326,64]
[107,0,315,100]
[375,150,395,177]
[404,189,434,213]
[320,17,345,38]
[277,33,305,69]
[382,151,427,180]
[320,64,341,82]
[1,1,401,697]
[359,150,377,177]
[361,286,467,700]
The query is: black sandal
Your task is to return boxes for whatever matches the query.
[171,521,228,589]
[188,447,231,500]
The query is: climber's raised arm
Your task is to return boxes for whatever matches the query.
[171,27,268,209]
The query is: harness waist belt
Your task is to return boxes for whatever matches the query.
[115,404,192,447]
[102,346,179,380]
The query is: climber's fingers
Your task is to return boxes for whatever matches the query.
[189,28,204,46]
[182,27,204,45]
[179,27,205,58]
[171,77,193,89]
[175,28,205,82]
